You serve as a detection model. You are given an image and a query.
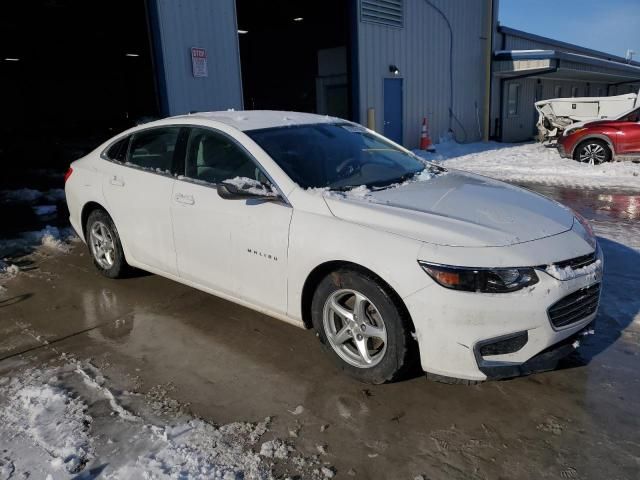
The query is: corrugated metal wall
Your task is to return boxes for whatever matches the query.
[151,0,243,116]
[499,78,609,143]
[357,0,490,148]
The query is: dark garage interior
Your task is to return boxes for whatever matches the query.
[0,0,158,187]
[236,0,354,120]
[0,0,158,242]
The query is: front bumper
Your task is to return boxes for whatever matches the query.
[477,322,594,380]
[404,246,603,382]
[557,143,571,158]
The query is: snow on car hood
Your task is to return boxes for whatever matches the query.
[323,171,574,247]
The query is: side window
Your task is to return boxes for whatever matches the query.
[184,128,267,184]
[128,127,180,173]
[507,83,520,117]
[104,137,129,163]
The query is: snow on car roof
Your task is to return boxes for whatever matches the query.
[175,110,344,132]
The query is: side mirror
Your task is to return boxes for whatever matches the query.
[217,177,280,201]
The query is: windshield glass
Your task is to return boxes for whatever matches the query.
[246,123,436,190]
[618,107,640,122]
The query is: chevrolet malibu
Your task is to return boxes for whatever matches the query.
[64,111,603,384]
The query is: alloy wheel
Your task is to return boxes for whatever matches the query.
[322,289,388,368]
[579,143,607,165]
[89,221,116,269]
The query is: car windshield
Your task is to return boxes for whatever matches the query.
[618,107,640,122]
[246,123,438,190]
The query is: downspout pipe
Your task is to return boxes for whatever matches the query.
[482,0,493,142]
[424,0,454,132]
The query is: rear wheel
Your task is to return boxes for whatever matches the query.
[574,139,611,164]
[86,209,129,278]
[311,269,416,384]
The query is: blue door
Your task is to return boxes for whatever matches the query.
[383,78,403,144]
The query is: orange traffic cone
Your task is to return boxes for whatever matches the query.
[419,117,434,151]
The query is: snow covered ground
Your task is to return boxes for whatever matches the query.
[0,359,336,480]
[415,141,640,191]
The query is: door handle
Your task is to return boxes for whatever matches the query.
[174,193,195,205]
[110,175,125,187]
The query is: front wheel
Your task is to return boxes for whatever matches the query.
[311,269,416,384]
[574,139,611,164]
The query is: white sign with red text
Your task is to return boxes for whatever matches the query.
[191,47,208,78]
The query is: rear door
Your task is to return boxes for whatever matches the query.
[170,126,292,313]
[101,126,182,276]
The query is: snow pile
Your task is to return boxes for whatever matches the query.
[0,225,76,259]
[0,362,336,479]
[225,177,279,197]
[113,419,274,479]
[0,188,65,204]
[414,140,640,191]
[0,457,15,479]
[260,439,292,459]
[39,226,74,253]
[33,205,57,217]
[2,381,93,473]
[0,263,20,279]
[545,258,602,281]
[313,166,441,200]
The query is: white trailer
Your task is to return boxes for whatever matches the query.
[536,91,639,142]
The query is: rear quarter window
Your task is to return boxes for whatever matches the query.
[104,137,130,163]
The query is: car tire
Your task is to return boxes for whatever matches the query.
[311,268,416,384]
[574,139,612,164]
[86,209,130,278]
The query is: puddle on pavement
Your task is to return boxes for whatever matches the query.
[522,183,640,222]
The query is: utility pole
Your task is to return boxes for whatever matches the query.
[625,49,636,63]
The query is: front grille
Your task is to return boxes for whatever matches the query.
[552,252,597,270]
[548,283,601,328]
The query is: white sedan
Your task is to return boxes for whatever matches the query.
[65,111,603,384]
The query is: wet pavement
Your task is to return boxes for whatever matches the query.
[0,184,639,479]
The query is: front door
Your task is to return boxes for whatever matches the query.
[383,78,403,144]
[170,127,292,313]
[617,109,640,154]
[101,126,181,276]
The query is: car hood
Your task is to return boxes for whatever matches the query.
[323,171,574,247]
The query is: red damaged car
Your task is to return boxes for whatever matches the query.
[557,107,640,164]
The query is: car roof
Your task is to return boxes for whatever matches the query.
[171,110,345,132]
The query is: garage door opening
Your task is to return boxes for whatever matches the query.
[0,0,159,183]
[236,0,355,121]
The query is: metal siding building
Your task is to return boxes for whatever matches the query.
[357,0,491,146]
[150,0,243,116]
[492,27,640,143]
[148,0,492,149]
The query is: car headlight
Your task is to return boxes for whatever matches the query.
[418,262,539,293]
[571,209,597,249]
[563,127,587,137]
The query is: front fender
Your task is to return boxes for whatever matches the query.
[569,133,616,159]
[286,210,429,322]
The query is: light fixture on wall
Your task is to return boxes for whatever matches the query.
[237,29,249,34]
[389,65,400,75]
[293,17,303,22]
